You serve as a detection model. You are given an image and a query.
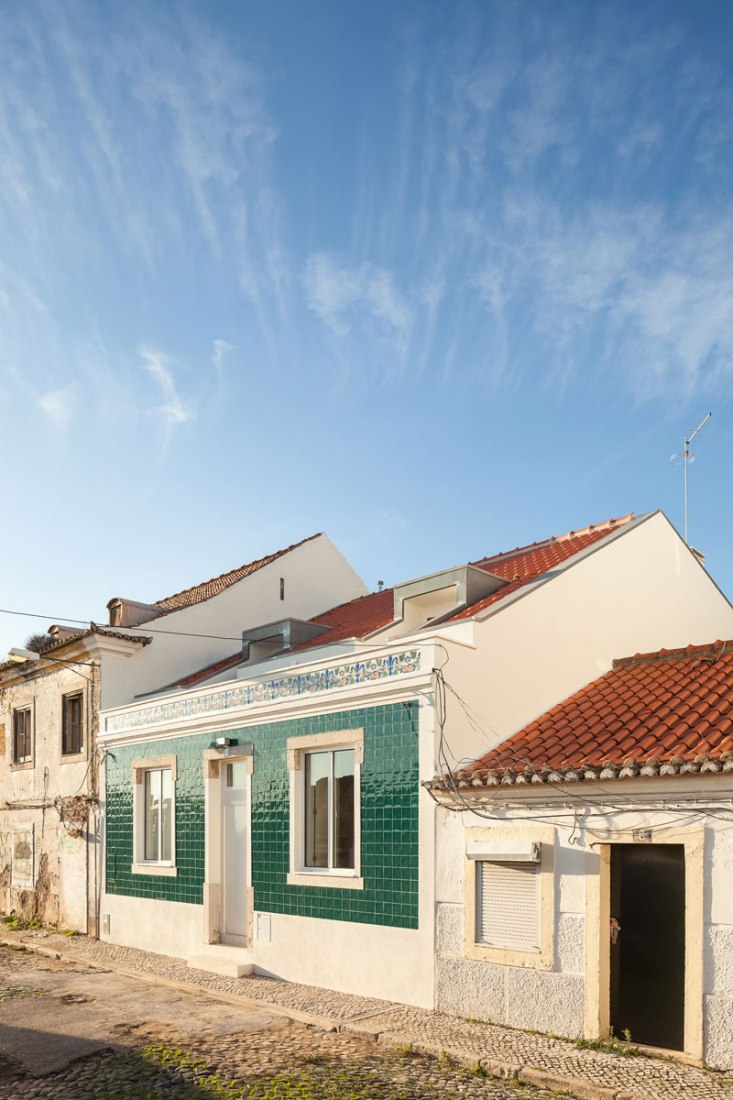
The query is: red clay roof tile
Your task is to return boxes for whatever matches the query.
[295,514,636,648]
[153,534,322,613]
[450,640,733,787]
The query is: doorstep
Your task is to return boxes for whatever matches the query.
[187,944,254,978]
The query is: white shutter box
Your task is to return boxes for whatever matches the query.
[477,860,539,951]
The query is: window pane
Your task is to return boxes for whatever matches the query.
[63,694,83,755]
[304,752,329,868]
[14,709,31,762]
[144,770,161,861]
[333,749,355,869]
[160,769,173,862]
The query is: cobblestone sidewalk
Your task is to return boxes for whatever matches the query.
[5,928,733,1100]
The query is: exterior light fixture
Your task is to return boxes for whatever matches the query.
[7,647,41,663]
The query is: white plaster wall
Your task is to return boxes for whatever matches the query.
[0,663,96,930]
[100,536,367,710]
[252,910,434,1007]
[100,893,205,958]
[433,513,733,769]
[435,792,733,1067]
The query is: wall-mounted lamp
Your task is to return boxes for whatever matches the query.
[6,647,96,682]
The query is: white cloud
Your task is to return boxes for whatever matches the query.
[37,385,75,428]
[212,338,234,378]
[139,344,194,444]
[303,253,412,344]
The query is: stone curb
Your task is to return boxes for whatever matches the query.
[0,937,686,1100]
[355,1026,645,1100]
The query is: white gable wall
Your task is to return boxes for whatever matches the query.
[432,512,733,770]
[100,536,367,709]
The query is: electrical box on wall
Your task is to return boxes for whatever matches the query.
[102,914,110,934]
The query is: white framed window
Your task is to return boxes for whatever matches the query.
[131,755,178,877]
[464,827,554,970]
[287,729,364,890]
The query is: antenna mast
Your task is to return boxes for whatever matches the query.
[682,412,711,545]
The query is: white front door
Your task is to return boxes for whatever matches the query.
[221,760,249,945]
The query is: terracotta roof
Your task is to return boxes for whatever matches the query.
[438,640,733,790]
[0,626,151,674]
[293,588,396,650]
[139,651,245,696]
[152,534,321,614]
[293,515,636,649]
[449,514,635,620]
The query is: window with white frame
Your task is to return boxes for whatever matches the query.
[287,729,364,888]
[131,756,177,875]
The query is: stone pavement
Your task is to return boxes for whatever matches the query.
[3,927,733,1100]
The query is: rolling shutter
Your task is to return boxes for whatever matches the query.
[477,860,539,950]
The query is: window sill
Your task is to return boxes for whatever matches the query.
[131,863,178,878]
[60,751,86,764]
[10,760,33,771]
[287,871,364,890]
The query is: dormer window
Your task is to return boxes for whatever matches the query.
[385,565,508,638]
[239,618,330,666]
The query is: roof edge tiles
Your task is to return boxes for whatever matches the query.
[613,639,730,671]
[432,636,733,792]
[151,533,322,615]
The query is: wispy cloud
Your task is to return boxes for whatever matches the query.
[37,385,76,428]
[139,345,194,445]
[212,338,234,379]
[304,253,411,348]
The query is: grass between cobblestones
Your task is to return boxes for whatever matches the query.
[17,1043,543,1100]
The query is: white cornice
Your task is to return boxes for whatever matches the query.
[99,675,429,747]
[100,645,430,746]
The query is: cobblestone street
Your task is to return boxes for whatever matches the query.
[2,934,733,1100]
[0,945,553,1100]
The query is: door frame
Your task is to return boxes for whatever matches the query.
[202,745,254,947]
[584,826,704,1062]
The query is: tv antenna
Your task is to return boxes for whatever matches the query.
[670,412,711,545]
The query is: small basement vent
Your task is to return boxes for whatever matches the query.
[477,860,539,951]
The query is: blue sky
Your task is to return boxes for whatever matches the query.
[1,0,732,652]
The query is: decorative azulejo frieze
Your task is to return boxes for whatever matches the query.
[104,649,423,734]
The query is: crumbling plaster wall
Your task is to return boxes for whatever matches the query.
[0,660,96,931]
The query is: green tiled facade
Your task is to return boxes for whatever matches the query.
[105,701,419,928]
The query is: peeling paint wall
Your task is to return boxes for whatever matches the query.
[0,660,97,931]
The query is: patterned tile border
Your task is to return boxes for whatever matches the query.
[104,649,423,733]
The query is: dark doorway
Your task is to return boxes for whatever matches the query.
[610,844,685,1050]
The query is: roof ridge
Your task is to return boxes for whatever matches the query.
[153,533,323,611]
[473,514,634,566]
[613,639,732,670]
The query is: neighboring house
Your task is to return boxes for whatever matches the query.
[98,533,368,709]
[0,626,151,933]
[0,535,367,932]
[97,510,733,1028]
[428,640,733,1069]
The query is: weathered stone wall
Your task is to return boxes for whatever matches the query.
[0,659,97,932]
